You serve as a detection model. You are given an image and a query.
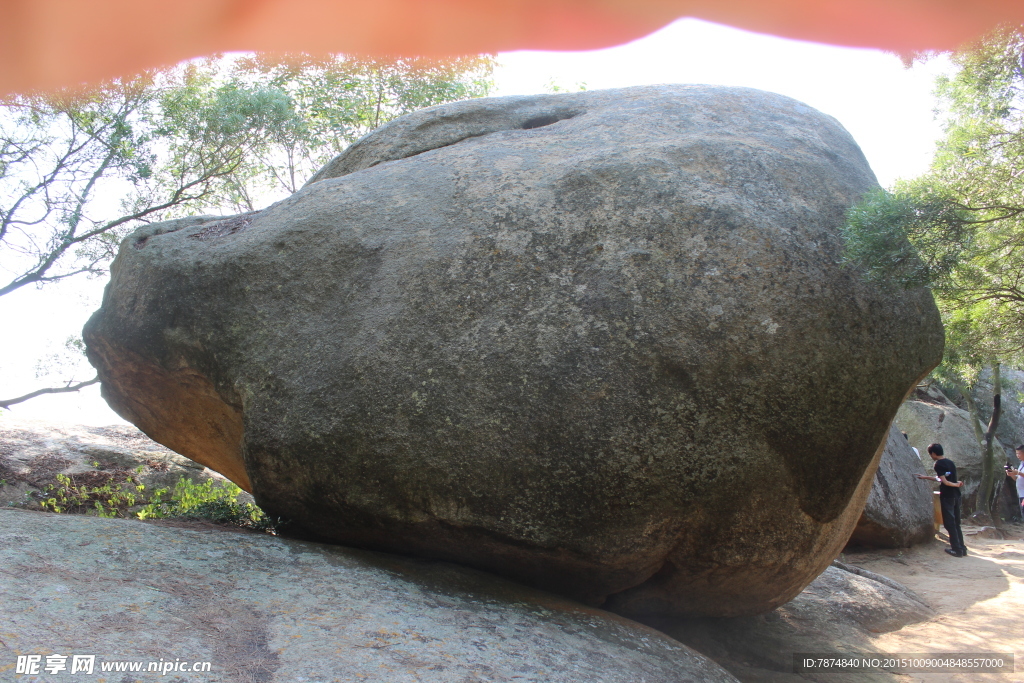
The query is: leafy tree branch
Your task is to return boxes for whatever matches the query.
[1,52,494,408]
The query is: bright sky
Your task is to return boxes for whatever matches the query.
[0,18,952,427]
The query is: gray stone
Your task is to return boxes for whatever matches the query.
[83,85,944,618]
[847,424,934,548]
[967,371,1024,520]
[647,562,933,683]
[0,508,736,683]
[895,386,1004,508]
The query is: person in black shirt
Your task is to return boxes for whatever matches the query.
[916,443,966,557]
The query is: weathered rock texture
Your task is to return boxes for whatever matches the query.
[84,86,944,617]
[0,509,736,683]
[847,424,934,548]
[650,561,934,683]
[895,384,1005,510]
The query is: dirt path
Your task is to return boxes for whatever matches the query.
[845,524,1024,683]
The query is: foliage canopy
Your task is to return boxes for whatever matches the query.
[843,26,1024,372]
[0,52,492,406]
[843,28,1024,519]
[0,53,493,300]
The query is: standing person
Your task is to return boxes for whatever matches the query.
[1006,446,1024,520]
[915,443,967,557]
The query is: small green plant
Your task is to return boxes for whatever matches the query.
[29,467,280,533]
[136,478,239,516]
[39,472,139,518]
[136,478,279,533]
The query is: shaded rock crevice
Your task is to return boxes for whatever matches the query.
[648,563,933,682]
[847,424,934,549]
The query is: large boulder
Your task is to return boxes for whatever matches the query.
[0,509,736,683]
[847,424,934,548]
[83,85,944,618]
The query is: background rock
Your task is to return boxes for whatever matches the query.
[0,508,736,683]
[84,85,944,618]
[895,384,1010,512]
[971,369,1024,521]
[0,417,231,509]
[972,367,1024,460]
[847,424,934,548]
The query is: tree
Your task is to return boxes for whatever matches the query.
[0,64,298,300]
[842,26,1024,520]
[1,53,494,409]
[222,54,493,205]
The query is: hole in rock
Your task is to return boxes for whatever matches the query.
[521,112,577,130]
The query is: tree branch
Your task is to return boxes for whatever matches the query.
[0,376,100,410]
[0,162,234,297]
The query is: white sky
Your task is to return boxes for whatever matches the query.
[0,18,952,426]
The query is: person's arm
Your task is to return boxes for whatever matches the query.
[915,473,938,480]
[1006,467,1021,479]
[938,474,963,488]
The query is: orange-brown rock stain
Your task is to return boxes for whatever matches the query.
[84,337,250,491]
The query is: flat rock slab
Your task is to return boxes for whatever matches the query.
[0,509,736,683]
[647,562,934,682]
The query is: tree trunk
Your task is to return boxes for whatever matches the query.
[958,380,986,444]
[979,363,1002,525]
[956,367,1004,523]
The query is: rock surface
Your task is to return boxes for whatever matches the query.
[84,85,944,617]
[895,384,1005,509]
[847,424,934,548]
[650,561,934,683]
[0,417,229,509]
[0,508,736,683]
